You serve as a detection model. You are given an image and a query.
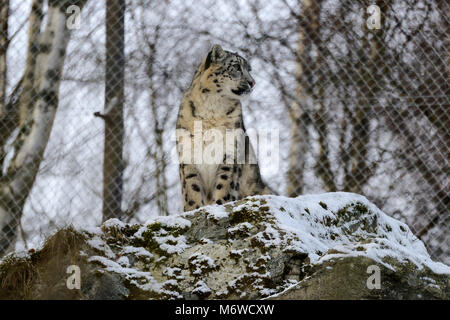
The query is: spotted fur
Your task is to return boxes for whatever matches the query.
[176,45,273,212]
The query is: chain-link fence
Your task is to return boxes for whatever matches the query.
[0,0,448,264]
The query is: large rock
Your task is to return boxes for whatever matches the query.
[1,193,449,299]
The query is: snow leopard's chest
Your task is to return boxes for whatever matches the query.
[194,125,229,191]
[196,164,219,193]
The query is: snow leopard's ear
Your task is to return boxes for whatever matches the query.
[205,44,225,70]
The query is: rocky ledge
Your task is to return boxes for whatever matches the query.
[1,193,448,299]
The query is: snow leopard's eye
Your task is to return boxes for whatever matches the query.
[232,64,242,73]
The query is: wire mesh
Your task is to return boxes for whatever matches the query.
[0,0,448,264]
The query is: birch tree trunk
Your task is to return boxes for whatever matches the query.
[0,0,11,177]
[0,0,9,116]
[1,0,43,177]
[0,0,88,256]
[102,0,125,222]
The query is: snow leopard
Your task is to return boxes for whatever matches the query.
[176,44,273,212]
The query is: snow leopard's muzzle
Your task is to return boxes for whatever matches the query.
[232,78,255,96]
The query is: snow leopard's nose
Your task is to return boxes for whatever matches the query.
[248,79,255,88]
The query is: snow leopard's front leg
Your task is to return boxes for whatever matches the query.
[180,164,206,211]
[212,164,241,205]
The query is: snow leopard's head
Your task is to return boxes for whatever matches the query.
[200,44,255,98]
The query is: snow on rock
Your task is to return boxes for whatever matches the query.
[265,193,449,274]
[155,234,189,254]
[103,218,126,229]
[188,253,217,275]
[192,280,212,297]
[121,246,153,259]
[86,236,115,259]
[146,215,192,229]
[1,193,448,300]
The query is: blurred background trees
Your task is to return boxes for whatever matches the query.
[101,0,125,222]
[0,0,88,256]
[0,0,448,263]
